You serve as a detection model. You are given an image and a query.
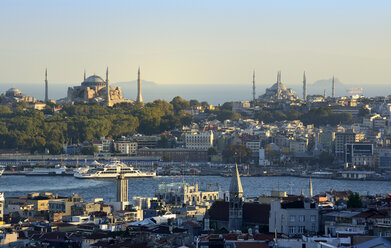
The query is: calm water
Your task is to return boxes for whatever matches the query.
[1,175,391,202]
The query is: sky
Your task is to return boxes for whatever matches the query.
[0,0,390,87]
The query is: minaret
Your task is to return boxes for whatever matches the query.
[116,173,128,203]
[84,69,86,81]
[44,68,48,103]
[277,71,282,100]
[229,164,243,232]
[323,89,326,99]
[303,71,307,102]
[252,70,256,110]
[106,67,111,106]
[332,76,335,98]
[136,67,143,103]
[309,177,313,198]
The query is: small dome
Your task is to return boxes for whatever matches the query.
[6,87,22,97]
[82,75,106,87]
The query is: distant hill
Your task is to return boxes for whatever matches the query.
[312,78,344,87]
[117,80,157,86]
[308,78,347,96]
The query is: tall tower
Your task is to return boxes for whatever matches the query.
[44,68,48,103]
[252,70,256,109]
[116,173,128,203]
[84,69,86,81]
[136,67,143,103]
[277,71,282,100]
[309,177,313,198]
[303,71,307,102]
[229,164,243,232]
[106,67,111,106]
[332,76,335,98]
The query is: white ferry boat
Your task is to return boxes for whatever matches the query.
[26,165,73,176]
[74,161,156,179]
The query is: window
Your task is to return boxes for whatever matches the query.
[299,215,305,222]
[311,224,316,232]
[310,215,316,222]
[298,226,305,234]
[289,226,296,234]
[290,215,296,222]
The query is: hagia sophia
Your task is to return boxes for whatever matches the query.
[1,67,144,107]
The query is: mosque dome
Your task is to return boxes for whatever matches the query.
[6,87,22,97]
[81,75,106,87]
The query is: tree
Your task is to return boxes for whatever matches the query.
[215,110,241,121]
[207,147,218,156]
[255,110,274,123]
[222,144,252,164]
[189,99,200,108]
[221,102,233,110]
[347,192,362,209]
[170,96,190,114]
[318,152,334,165]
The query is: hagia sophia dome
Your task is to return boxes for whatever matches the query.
[81,75,106,87]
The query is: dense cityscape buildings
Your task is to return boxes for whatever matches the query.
[0,67,391,247]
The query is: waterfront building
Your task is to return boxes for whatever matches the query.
[5,192,68,212]
[376,147,391,169]
[185,131,214,150]
[138,148,208,162]
[335,131,365,161]
[318,130,335,153]
[114,140,137,155]
[269,199,319,236]
[289,139,307,154]
[155,182,219,206]
[132,135,160,148]
[246,140,261,158]
[345,143,374,167]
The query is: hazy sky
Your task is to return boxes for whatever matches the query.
[0,0,390,86]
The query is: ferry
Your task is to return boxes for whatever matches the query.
[25,165,73,176]
[74,161,156,179]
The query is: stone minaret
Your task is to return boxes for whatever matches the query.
[44,68,48,103]
[84,69,86,81]
[332,76,335,98]
[106,67,111,106]
[309,177,313,198]
[277,71,282,100]
[116,173,128,203]
[252,70,256,109]
[229,164,243,232]
[136,67,143,103]
[303,71,307,102]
